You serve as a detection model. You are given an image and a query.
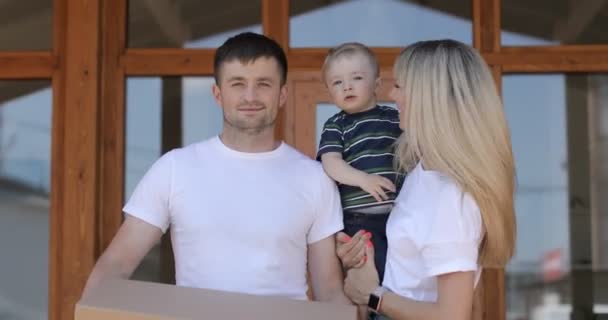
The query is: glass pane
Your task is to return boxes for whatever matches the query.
[290,0,472,47]
[126,77,222,282]
[590,75,608,315]
[502,0,608,45]
[316,102,397,152]
[0,2,52,50]
[504,74,608,319]
[128,0,262,48]
[0,81,52,319]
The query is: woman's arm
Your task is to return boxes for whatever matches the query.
[344,246,475,320]
[378,271,474,320]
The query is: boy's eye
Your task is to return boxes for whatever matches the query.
[332,80,342,86]
[394,84,401,89]
[354,76,363,80]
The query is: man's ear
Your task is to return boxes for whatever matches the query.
[212,83,222,107]
[278,84,288,109]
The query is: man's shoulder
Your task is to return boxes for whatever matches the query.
[163,137,214,164]
[281,143,327,172]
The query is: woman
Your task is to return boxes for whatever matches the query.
[337,40,516,320]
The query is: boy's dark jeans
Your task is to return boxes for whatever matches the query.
[342,210,390,281]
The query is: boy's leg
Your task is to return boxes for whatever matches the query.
[365,213,389,281]
[343,210,390,281]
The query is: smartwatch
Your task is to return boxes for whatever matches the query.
[368,286,388,313]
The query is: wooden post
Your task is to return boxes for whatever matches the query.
[262,0,289,141]
[50,0,102,319]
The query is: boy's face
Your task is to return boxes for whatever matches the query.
[325,54,379,114]
[212,57,287,133]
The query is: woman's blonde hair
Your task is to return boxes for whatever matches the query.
[394,40,516,268]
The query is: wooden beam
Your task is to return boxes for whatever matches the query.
[137,0,190,46]
[122,48,215,75]
[262,0,289,48]
[0,52,55,79]
[98,0,127,256]
[288,48,400,71]
[262,0,289,141]
[50,0,102,319]
[122,44,608,75]
[553,0,606,42]
[486,46,608,72]
[473,0,500,53]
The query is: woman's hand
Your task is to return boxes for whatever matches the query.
[336,231,371,269]
[344,242,379,305]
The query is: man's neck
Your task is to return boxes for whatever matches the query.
[219,127,280,153]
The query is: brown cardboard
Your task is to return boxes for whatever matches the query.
[75,279,358,320]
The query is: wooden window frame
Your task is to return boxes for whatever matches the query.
[0,0,605,319]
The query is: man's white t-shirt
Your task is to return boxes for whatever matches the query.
[123,136,343,300]
[382,162,483,302]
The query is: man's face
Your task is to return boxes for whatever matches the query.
[213,57,287,133]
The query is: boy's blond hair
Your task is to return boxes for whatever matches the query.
[321,42,379,84]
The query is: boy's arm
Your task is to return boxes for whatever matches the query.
[321,152,395,202]
[321,152,368,187]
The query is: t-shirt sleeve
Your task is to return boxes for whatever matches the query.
[307,169,344,244]
[316,118,344,160]
[420,187,482,277]
[122,151,174,233]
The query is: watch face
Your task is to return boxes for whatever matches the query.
[368,294,380,310]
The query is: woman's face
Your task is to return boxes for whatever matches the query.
[390,77,407,130]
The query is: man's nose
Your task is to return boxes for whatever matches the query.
[243,85,257,100]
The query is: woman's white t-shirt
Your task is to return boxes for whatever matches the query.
[382,162,483,302]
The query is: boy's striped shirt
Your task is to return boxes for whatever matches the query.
[317,105,404,211]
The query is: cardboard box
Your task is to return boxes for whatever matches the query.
[75,279,358,320]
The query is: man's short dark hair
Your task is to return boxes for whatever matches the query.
[214,32,288,85]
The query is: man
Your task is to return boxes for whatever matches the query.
[82,32,350,304]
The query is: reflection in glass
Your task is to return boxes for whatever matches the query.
[502,0,608,45]
[126,77,222,282]
[290,0,472,47]
[0,81,52,319]
[504,74,608,319]
[0,2,52,50]
[128,0,262,48]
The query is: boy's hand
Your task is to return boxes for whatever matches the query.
[336,231,371,270]
[357,173,396,202]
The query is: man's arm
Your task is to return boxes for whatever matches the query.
[307,234,352,304]
[81,214,163,297]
